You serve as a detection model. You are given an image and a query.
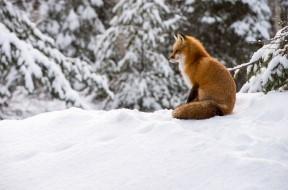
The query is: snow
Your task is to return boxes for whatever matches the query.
[230,0,271,41]
[241,26,288,93]
[31,0,105,61]
[90,0,103,7]
[185,0,195,5]
[201,16,220,24]
[1,92,288,190]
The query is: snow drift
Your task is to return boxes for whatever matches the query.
[0,93,288,190]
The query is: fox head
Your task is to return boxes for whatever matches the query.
[169,33,187,64]
[169,33,209,64]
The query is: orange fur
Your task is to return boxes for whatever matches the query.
[169,34,236,119]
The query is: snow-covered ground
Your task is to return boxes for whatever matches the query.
[0,92,288,190]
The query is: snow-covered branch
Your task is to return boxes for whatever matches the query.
[0,0,112,107]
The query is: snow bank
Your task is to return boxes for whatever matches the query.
[0,93,288,190]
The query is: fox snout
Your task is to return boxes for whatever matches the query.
[169,55,175,63]
[169,52,179,64]
[169,53,175,60]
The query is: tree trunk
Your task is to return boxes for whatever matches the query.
[268,0,282,34]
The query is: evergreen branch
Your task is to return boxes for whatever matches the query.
[228,60,258,72]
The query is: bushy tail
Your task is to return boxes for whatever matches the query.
[172,100,224,120]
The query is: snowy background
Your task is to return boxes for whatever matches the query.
[0,0,287,118]
[0,0,288,189]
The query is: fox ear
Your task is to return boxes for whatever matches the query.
[177,33,186,42]
[173,33,178,41]
[179,33,186,39]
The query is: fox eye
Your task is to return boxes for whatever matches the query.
[175,50,179,54]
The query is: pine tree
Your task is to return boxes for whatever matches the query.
[0,0,112,108]
[241,26,288,93]
[180,0,272,66]
[15,0,105,63]
[95,0,186,111]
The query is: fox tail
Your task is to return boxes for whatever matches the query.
[172,100,225,120]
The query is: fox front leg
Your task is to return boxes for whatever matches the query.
[186,85,198,103]
[175,85,199,109]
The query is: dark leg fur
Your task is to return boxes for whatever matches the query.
[186,84,198,103]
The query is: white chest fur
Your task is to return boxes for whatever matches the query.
[178,55,193,88]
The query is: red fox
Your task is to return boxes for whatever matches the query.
[169,33,236,119]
